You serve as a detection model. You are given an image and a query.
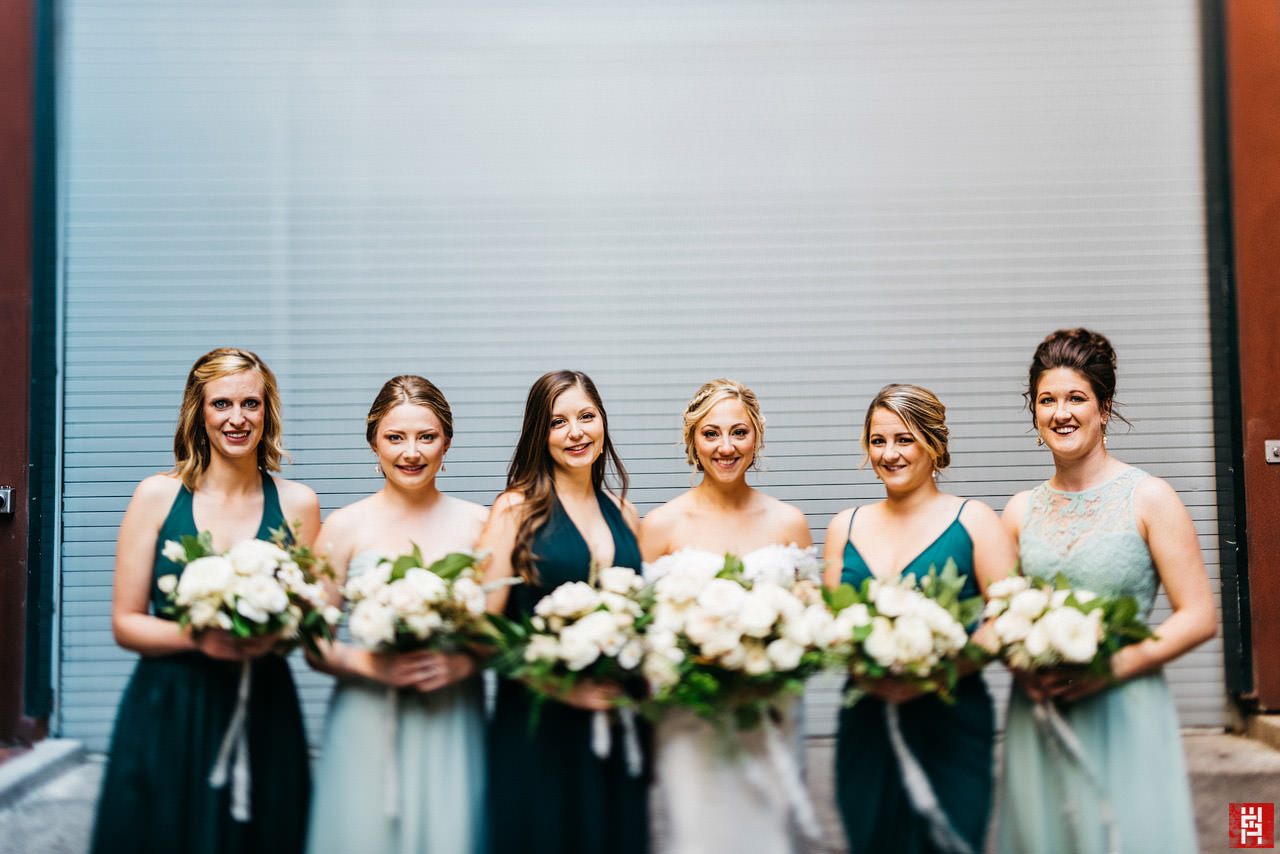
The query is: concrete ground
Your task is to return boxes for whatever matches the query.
[1,732,1277,853]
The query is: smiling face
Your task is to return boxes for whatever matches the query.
[202,371,266,462]
[547,383,605,474]
[1034,366,1109,458]
[867,407,934,493]
[693,397,756,483]
[372,402,449,489]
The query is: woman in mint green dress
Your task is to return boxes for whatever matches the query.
[999,329,1216,854]
[91,348,320,854]
[821,384,1016,854]
[306,376,488,854]
[478,370,649,854]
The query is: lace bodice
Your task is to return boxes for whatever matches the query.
[1019,467,1158,615]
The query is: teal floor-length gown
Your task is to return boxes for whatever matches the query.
[835,501,995,854]
[91,473,311,854]
[486,489,650,854]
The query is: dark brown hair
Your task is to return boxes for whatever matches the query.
[507,370,628,584]
[366,375,453,446]
[173,348,285,489]
[1025,328,1130,431]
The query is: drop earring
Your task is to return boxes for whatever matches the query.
[375,462,382,475]
[1036,435,1044,446]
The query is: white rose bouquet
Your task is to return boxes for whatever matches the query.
[641,546,831,728]
[157,526,340,657]
[341,545,493,654]
[982,572,1156,677]
[825,559,985,704]
[489,564,650,775]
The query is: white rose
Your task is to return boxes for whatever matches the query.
[1043,607,1100,664]
[575,611,625,657]
[1023,620,1052,662]
[452,577,486,616]
[525,634,560,663]
[161,540,187,564]
[994,611,1033,646]
[214,611,233,630]
[349,600,396,647]
[236,598,269,625]
[743,642,772,675]
[986,576,1030,599]
[862,617,897,667]
[1074,590,1098,604]
[538,582,599,619]
[557,625,602,672]
[226,539,289,577]
[653,570,707,605]
[644,653,681,689]
[766,637,805,671]
[696,578,748,619]
[188,599,219,629]
[797,604,838,647]
[890,615,935,665]
[403,568,449,604]
[618,640,644,671]
[405,610,443,640]
[872,583,918,619]
[982,598,1008,619]
[739,592,780,638]
[643,549,724,584]
[718,643,747,670]
[388,578,426,614]
[175,555,234,603]
[651,602,687,633]
[157,575,178,595]
[597,566,642,595]
[835,603,871,633]
[741,545,799,586]
[1050,589,1071,610]
[1008,589,1051,619]
[754,582,805,623]
[322,605,342,626]
[237,574,289,618]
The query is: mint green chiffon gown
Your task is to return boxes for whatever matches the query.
[999,468,1197,854]
[306,551,486,854]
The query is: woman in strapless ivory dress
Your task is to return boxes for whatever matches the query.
[639,378,814,854]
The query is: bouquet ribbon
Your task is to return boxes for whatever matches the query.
[590,707,644,778]
[760,714,822,842]
[884,703,973,854]
[209,660,253,822]
[1032,700,1120,854]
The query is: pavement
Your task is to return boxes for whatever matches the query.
[1,729,1278,853]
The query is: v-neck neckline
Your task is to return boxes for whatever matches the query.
[556,488,618,569]
[846,504,967,580]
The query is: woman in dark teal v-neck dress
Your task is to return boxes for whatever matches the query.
[478,370,649,854]
[821,384,1016,854]
[90,349,320,854]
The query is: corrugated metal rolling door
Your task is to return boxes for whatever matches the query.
[57,0,1222,750]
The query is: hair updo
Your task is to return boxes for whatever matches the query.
[681,378,765,470]
[861,383,950,471]
[1025,328,1129,430]
[365,375,454,445]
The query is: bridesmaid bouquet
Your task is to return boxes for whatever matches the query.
[641,546,832,728]
[341,545,493,653]
[489,564,650,775]
[982,573,1156,676]
[825,559,985,704]
[157,526,340,657]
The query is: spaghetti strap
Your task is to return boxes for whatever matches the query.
[954,499,970,522]
[846,506,860,545]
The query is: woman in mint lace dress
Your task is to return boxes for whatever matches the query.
[91,348,319,854]
[822,384,1015,854]
[999,329,1216,854]
[305,376,488,854]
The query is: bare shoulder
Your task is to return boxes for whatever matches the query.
[640,491,693,528]
[272,475,320,514]
[760,493,811,545]
[958,497,1002,530]
[133,472,183,507]
[1002,489,1032,521]
[446,494,491,530]
[1134,471,1182,509]
[489,489,527,519]
[825,507,856,536]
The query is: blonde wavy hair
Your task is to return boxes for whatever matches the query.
[860,383,950,471]
[173,348,286,489]
[681,378,765,471]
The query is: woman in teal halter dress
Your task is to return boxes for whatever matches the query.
[305,376,489,854]
[90,349,320,854]
[822,384,1015,854]
[478,371,649,854]
[998,330,1215,854]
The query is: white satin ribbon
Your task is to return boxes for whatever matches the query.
[1032,700,1120,854]
[589,708,645,778]
[208,660,252,822]
[884,703,973,854]
[760,714,822,842]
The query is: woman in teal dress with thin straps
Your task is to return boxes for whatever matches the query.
[478,370,649,854]
[305,376,488,854]
[999,330,1215,854]
[90,348,320,854]
[822,384,1015,854]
